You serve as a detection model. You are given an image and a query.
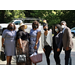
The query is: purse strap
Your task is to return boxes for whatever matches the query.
[1,46,5,52]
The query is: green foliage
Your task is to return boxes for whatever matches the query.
[30,10,61,28]
[0,10,75,28]
[12,10,25,19]
[0,10,25,23]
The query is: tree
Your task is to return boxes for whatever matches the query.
[24,10,61,28]
[61,10,75,28]
[12,10,25,19]
[0,10,75,28]
[0,10,25,23]
[23,10,34,17]
[0,10,6,23]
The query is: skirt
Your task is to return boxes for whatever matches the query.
[16,40,31,65]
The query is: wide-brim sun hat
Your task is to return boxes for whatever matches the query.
[18,23,27,29]
[43,20,47,23]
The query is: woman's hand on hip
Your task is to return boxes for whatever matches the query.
[57,48,60,52]
[20,45,22,49]
[43,48,46,52]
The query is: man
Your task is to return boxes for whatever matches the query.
[61,21,73,65]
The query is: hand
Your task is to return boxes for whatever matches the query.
[51,47,53,50]
[34,45,37,50]
[57,48,60,52]
[20,45,22,49]
[49,29,52,31]
[43,48,46,52]
[2,44,4,47]
[66,47,70,51]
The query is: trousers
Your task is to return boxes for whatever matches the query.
[44,45,51,65]
[54,47,62,65]
[65,49,72,65]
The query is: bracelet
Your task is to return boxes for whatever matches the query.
[35,43,37,46]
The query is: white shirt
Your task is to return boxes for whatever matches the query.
[41,30,52,48]
[62,28,66,33]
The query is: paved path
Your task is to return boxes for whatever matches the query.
[0,51,75,65]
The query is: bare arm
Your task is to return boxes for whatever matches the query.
[17,38,22,49]
[36,31,41,45]
[34,31,41,50]
[2,38,4,47]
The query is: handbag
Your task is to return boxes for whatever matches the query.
[16,54,26,63]
[1,47,6,61]
[30,53,42,64]
[16,47,26,63]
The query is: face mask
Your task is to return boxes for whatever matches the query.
[20,26,25,31]
[61,25,65,29]
[55,28,59,32]
[33,25,38,29]
[9,26,14,30]
[44,28,48,31]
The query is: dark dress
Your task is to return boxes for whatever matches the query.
[53,31,63,65]
[16,29,31,65]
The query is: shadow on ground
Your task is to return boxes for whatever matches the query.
[38,52,75,65]
[0,51,75,65]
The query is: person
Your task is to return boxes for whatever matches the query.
[29,21,41,65]
[2,23,16,65]
[61,21,73,65]
[53,24,63,65]
[16,24,31,65]
[43,20,47,24]
[41,23,52,65]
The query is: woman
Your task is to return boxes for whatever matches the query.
[16,24,30,65]
[53,24,63,65]
[29,21,41,65]
[41,23,52,65]
[2,23,16,65]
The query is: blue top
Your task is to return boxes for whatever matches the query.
[29,29,41,54]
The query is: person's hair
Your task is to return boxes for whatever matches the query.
[55,24,62,32]
[7,23,16,30]
[43,23,48,28]
[32,21,39,29]
[61,21,66,25]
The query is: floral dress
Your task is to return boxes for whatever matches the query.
[29,29,41,55]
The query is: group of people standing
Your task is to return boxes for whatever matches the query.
[2,21,41,65]
[2,20,73,65]
[53,21,73,65]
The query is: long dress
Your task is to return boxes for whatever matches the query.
[29,29,41,55]
[2,29,16,56]
[16,30,31,65]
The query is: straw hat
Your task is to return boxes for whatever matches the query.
[19,23,27,29]
[43,20,47,23]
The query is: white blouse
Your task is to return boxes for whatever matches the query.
[41,30,52,48]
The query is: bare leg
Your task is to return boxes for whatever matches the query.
[6,56,11,65]
[34,63,36,65]
[9,56,12,65]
